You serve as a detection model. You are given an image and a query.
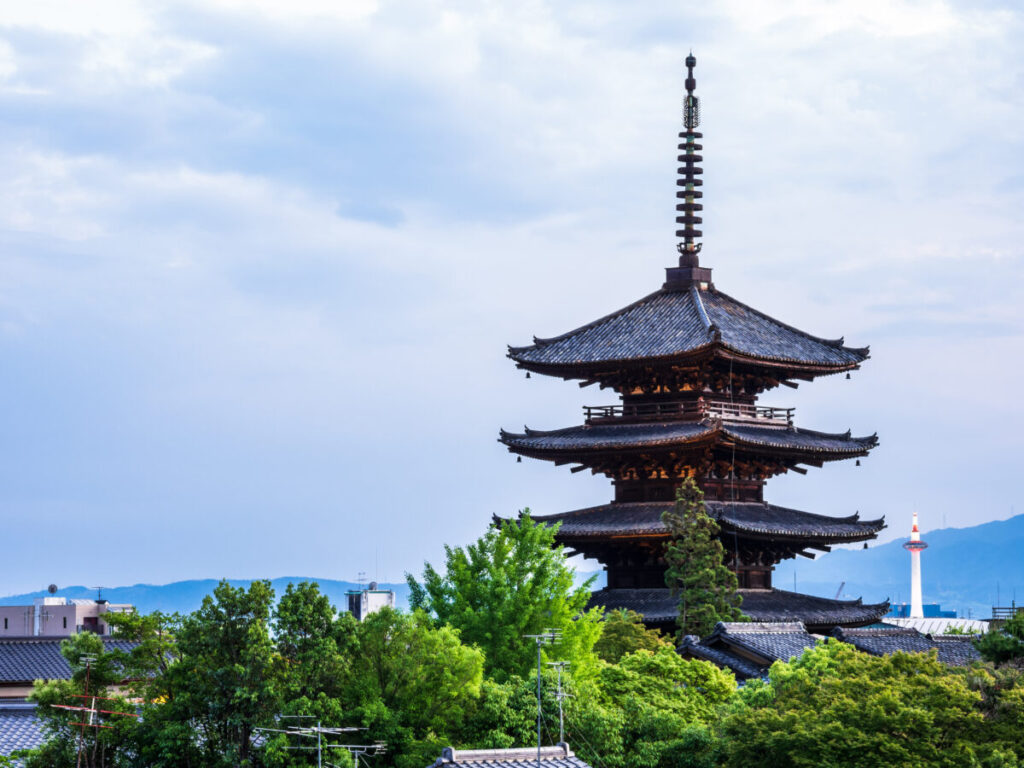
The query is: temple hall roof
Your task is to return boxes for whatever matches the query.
[508,286,868,376]
[833,627,982,666]
[588,587,889,632]
[500,421,877,458]
[527,501,883,543]
[679,621,818,679]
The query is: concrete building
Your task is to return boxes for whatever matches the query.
[345,583,395,621]
[0,597,133,638]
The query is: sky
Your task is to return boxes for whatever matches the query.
[1,0,1022,596]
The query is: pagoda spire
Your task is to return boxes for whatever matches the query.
[665,52,712,291]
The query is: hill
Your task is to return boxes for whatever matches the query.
[774,514,1024,619]
[0,578,412,615]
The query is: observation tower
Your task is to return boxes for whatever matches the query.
[902,512,928,619]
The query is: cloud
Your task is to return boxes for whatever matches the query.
[0,0,1022,593]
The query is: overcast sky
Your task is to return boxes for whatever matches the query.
[1,0,1022,596]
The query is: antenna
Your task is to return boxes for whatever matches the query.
[48,584,58,595]
[547,661,571,744]
[525,629,561,767]
[90,586,108,604]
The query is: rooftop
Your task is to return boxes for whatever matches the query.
[833,627,982,666]
[0,638,139,683]
[679,621,818,679]
[430,744,590,768]
[509,286,868,378]
[0,704,43,759]
[500,421,877,459]
[524,501,883,543]
[589,587,889,632]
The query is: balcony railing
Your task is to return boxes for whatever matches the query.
[583,400,794,426]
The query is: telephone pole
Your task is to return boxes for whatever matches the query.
[524,629,561,768]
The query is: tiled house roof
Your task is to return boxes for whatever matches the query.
[678,621,818,680]
[429,744,591,768]
[0,704,44,759]
[0,639,138,683]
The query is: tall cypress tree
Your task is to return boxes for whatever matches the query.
[662,477,746,638]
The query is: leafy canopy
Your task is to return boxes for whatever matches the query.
[407,513,599,680]
[593,609,671,664]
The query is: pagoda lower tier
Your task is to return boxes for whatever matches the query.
[507,500,883,590]
[589,587,889,634]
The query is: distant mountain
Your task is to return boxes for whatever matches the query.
[0,570,606,617]
[774,514,1024,620]
[0,578,412,616]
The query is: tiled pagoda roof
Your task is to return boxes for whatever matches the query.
[525,501,883,543]
[508,286,868,376]
[588,587,889,632]
[500,421,876,457]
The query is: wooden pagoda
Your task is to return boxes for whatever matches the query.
[499,54,887,633]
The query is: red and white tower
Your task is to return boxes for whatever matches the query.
[902,512,928,619]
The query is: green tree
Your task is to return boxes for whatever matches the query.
[407,513,600,681]
[137,579,283,768]
[593,609,670,664]
[662,478,744,638]
[976,613,1024,666]
[24,632,137,768]
[263,582,359,766]
[344,607,484,768]
[719,640,992,767]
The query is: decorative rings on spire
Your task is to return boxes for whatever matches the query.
[676,53,703,257]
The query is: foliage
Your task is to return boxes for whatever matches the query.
[345,607,485,768]
[135,579,284,768]
[407,513,599,681]
[719,640,996,767]
[662,478,745,638]
[976,613,1024,666]
[593,609,671,664]
[24,632,138,768]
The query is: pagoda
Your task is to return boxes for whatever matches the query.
[499,55,888,634]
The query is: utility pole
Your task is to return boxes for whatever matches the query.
[524,629,561,768]
[547,661,570,744]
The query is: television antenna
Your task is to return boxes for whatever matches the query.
[524,629,561,767]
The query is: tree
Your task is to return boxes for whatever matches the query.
[264,582,359,767]
[662,478,744,638]
[24,632,137,768]
[593,609,671,664]
[138,579,284,768]
[718,640,1000,768]
[976,613,1024,666]
[344,607,485,768]
[407,513,600,681]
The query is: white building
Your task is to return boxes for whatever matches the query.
[0,597,133,637]
[346,583,395,621]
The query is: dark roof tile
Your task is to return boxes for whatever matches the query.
[509,287,867,373]
[0,638,139,683]
[589,588,888,631]
[526,501,883,542]
[500,422,876,456]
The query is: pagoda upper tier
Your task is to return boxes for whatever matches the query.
[508,285,868,393]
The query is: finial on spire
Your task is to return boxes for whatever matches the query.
[676,54,703,260]
[665,52,712,291]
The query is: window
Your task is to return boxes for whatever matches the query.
[63,617,67,629]
[3,617,7,630]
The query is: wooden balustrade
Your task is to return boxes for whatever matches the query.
[583,400,794,425]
